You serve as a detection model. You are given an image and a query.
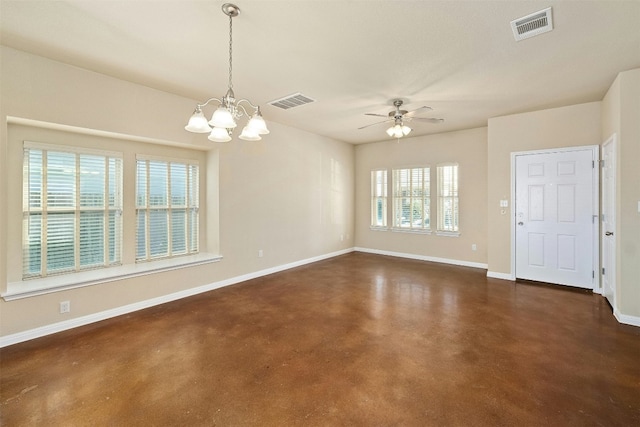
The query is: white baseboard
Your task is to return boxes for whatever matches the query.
[486,271,515,281]
[614,309,640,328]
[5,247,635,348]
[354,247,488,270]
[0,248,355,348]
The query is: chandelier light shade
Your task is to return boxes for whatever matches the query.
[185,106,213,133]
[185,3,269,142]
[208,127,232,143]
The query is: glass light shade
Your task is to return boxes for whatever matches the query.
[209,107,237,129]
[185,110,212,133]
[239,126,262,141]
[386,124,411,138]
[208,127,232,142]
[247,114,270,135]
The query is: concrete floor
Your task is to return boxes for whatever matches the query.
[1,253,639,426]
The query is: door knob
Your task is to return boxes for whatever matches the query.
[605,231,614,236]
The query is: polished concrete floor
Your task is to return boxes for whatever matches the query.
[1,253,639,426]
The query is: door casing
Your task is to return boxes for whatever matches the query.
[601,134,616,305]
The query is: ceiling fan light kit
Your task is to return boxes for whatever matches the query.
[360,99,443,140]
[185,3,269,142]
[386,123,412,138]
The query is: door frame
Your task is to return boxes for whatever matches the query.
[601,134,616,305]
[510,145,600,291]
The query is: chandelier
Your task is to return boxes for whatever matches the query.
[185,3,269,142]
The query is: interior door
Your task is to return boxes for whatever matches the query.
[601,137,616,306]
[515,149,594,288]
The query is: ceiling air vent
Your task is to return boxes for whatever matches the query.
[268,93,315,110]
[511,7,553,41]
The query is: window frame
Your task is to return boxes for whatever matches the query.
[436,163,460,235]
[135,155,200,262]
[21,142,123,279]
[391,166,431,233]
[370,169,388,229]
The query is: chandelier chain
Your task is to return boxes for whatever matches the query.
[228,13,233,90]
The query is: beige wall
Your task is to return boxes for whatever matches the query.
[602,69,640,319]
[486,102,602,276]
[354,127,488,265]
[0,47,355,338]
[1,45,637,340]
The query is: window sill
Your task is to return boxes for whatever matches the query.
[436,231,460,237]
[391,228,432,235]
[2,253,223,301]
[370,226,389,231]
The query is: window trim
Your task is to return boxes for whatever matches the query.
[370,169,388,229]
[437,163,459,234]
[391,166,431,232]
[135,155,200,262]
[3,253,222,301]
[22,141,124,279]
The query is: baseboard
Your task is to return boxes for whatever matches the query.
[354,247,487,270]
[486,271,515,281]
[614,309,640,328]
[0,248,355,348]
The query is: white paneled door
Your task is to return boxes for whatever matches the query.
[515,149,596,288]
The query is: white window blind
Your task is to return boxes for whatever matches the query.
[437,163,459,232]
[136,158,199,262]
[392,167,430,230]
[22,144,123,279]
[371,170,387,227]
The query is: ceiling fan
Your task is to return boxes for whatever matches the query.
[359,99,443,138]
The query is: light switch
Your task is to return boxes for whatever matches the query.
[500,199,509,208]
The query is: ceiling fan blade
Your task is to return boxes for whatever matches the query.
[364,113,389,118]
[404,106,433,117]
[358,119,393,130]
[410,117,444,124]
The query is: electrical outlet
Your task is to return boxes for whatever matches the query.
[258,249,263,258]
[59,301,70,314]
[340,234,344,242]
[472,244,477,251]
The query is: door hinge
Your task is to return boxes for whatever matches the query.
[602,267,606,275]
[592,160,595,168]
[592,270,595,278]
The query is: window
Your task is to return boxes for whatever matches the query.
[437,163,459,233]
[22,143,123,279]
[136,157,199,261]
[371,170,387,228]
[392,167,430,231]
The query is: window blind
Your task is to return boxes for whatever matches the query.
[392,167,430,230]
[136,158,199,262]
[370,170,388,227]
[23,145,123,279]
[437,164,459,232]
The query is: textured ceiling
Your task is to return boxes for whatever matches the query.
[1,0,639,144]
